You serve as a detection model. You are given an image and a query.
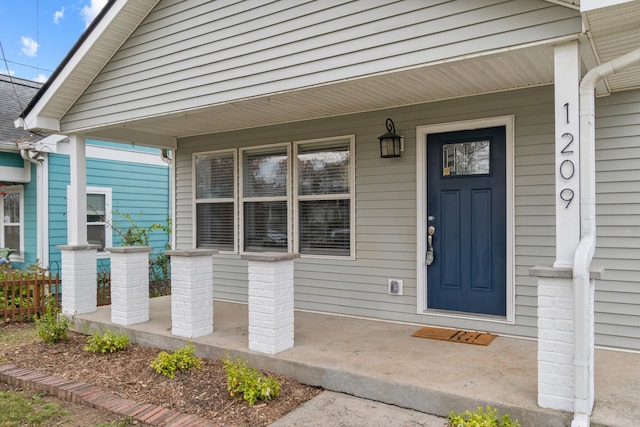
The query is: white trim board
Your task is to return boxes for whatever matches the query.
[415,116,515,324]
[57,143,167,166]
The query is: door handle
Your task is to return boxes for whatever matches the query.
[426,226,435,265]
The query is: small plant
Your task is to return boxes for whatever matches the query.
[223,355,280,405]
[85,330,129,353]
[150,343,201,378]
[33,296,72,345]
[448,405,520,427]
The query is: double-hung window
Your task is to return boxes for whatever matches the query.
[295,137,354,257]
[194,136,354,258]
[241,145,289,252]
[194,150,236,252]
[86,187,112,253]
[1,186,23,259]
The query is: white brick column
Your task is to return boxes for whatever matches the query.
[166,249,216,338]
[530,266,601,413]
[58,245,97,315]
[242,253,299,354]
[108,246,152,326]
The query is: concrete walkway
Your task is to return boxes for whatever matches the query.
[71,297,639,427]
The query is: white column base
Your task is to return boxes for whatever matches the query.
[166,249,216,338]
[537,275,575,412]
[108,246,152,326]
[243,253,298,355]
[531,265,601,416]
[59,245,97,315]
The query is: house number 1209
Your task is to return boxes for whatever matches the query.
[559,103,575,208]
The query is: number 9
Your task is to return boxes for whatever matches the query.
[560,188,574,208]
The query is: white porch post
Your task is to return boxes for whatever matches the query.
[533,40,582,412]
[59,134,97,315]
[242,253,298,354]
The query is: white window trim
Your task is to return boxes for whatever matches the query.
[66,185,112,258]
[1,185,24,262]
[239,143,291,254]
[192,149,238,254]
[416,116,515,324]
[192,137,356,259]
[293,135,356,260]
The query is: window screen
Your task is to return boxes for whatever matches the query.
[87,193,106,251]
[195,151,236,251]
[2,191,21,254]
[242,147,289,252]
[296,139,352,256]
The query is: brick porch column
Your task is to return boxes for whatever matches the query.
[108,246,152,326]
[530,265,603,412]
[165,249,216,338]
[241,253,299,354]
[58,245,97,315]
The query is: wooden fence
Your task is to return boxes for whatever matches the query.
[1,272,170,322]
[0,272,61,322]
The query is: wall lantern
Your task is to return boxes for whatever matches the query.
[378,118,403,158]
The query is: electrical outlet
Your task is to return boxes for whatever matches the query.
[388,279,403,295]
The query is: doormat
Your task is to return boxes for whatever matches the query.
[412,326,497,346]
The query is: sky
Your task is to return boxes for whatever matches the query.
[0,0,107,82]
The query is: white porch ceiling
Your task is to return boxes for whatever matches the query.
[89,45,558,144]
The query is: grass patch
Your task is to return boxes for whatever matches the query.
[0,389,69,425]
[0,324,38,349]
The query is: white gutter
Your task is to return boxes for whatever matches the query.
[572,47,640,427]
[161,149,176,250]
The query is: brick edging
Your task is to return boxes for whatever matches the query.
[0,364,224,427]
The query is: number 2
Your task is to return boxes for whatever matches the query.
[561,132,574,154]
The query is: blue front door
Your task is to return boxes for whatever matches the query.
[426,126,506,316]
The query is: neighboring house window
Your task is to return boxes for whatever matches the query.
[295,137,354,257]
[70,186,112,254]
[194,150,236,252]
[193,136,354,258]
[241,145,290,253]
[1,186,23,259]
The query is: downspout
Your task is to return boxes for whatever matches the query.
[160,149,175,250]
[572,47,640,427]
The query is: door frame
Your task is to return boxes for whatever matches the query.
[416,116,515,323]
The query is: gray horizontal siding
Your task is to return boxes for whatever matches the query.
[174,85,640,351]
[592,89,640,351]
[173,85,559,339]
[61,0,579,131]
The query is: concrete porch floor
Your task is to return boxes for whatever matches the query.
[73,296,639,427]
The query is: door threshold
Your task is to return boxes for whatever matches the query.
[422,308,510,324]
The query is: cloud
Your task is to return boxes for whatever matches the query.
[20,36,39,57]
[53,7,64,24]
[81,0,108,28]
[0,69,16,76]
[33,74,48,83]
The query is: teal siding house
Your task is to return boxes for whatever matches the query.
[0,74,170,272]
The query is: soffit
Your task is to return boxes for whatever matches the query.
[583,1,640,92]
[88,45,556,143]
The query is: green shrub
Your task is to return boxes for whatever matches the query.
[223,356,280,406]
[33,296,72,345]
[150,343,201,378]
[448,406,520,427]
[84,330,129,353]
